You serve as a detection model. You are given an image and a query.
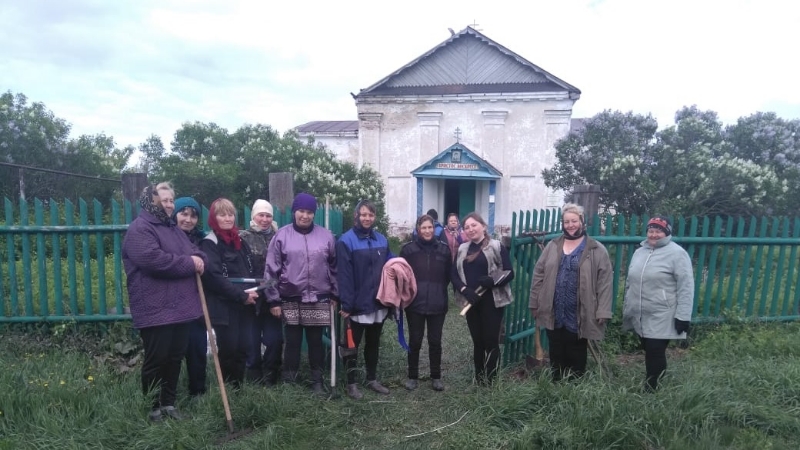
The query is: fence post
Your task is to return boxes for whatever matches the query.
[269,172,294,211]
[122,173,148,207]
[572,184,601,225]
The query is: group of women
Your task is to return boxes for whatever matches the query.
[122,183,693,422]
[529,203,694,392]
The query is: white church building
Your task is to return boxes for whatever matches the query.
[297,26,582,235]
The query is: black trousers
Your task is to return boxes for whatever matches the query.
[344,320,384,384]
[184,318,208,395]
[140,322,190,409]
[213,308,250,387]
[406,311,446,380]
[546,327,588,381]
[246,311,284,381]
[465,298,505,383]
[283,325,324,383]
[641,337,670,390]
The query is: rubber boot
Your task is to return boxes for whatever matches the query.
[310,369,324,395]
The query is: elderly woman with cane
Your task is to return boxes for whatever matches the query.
[452,212,514,386]
[200,198,259,388]
[623,215,694,392]
[122,183,205,422]
[529,203,613,381]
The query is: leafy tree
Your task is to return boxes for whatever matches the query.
[542,110,659,215]
[0,91,132,201]
[152,122,388,231]
[0,91,71,199]
[726,113,800,212]
[131,134,166,176]
[544,106,790,217]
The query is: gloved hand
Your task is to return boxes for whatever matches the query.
[477,275,494,288]
[462,287,481,305]
[674,318,690,334]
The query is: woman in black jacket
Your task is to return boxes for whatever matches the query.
[200,198,258,387]
[400,214,452,391]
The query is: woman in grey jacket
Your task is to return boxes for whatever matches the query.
[622,215,694,391]
[529,203,613,381]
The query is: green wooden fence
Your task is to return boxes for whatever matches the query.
[0,197,343,323]
[503,209,800,365]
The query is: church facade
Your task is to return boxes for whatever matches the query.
[296,27,581,235]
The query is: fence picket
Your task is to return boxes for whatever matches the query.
[50,199,64,316]
[782,218,800,316]
[35,199,48,316]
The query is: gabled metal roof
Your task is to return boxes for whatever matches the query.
[411,142,502,180]
[295,121,359,133]
[356,27,580,99]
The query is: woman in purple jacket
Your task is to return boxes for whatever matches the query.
[265,193,338,395]
[122,183,206,422]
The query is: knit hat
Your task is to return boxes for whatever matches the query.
[647,215,672,236]
[291,193,317,214]
[173,197,201,219]
[251,199,273,218]
[250,199,276,231]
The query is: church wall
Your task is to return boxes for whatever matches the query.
[356,95,575,235]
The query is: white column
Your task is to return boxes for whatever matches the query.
[358,113,383,170]
[417,112,442,162]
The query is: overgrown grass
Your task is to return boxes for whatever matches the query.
[2,316,799,449]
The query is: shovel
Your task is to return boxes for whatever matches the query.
[195,274,253,444]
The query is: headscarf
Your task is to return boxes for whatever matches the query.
[138,184,172,226]
[172,197,206,241]
[250,199,278,232]
[208,198,241,250]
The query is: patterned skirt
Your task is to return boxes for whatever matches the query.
[281,300,331,327]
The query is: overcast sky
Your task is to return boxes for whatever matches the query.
[2,0,798,152]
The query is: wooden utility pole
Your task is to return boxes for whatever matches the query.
[269,172,294,212]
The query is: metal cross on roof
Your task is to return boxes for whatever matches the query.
[454,127,462,143]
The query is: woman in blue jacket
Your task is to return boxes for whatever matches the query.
[337,200,393,400]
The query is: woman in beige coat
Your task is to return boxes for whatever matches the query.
[529,203,613,381]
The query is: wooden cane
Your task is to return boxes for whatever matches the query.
[330,302,337,390]
[196,273,236,434]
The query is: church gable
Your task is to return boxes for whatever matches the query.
[357,27,580,98]
[411,143,502,180]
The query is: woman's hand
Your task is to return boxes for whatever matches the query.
[270,306,281,318]
[339,310,350,319]
[244,291,258,305]
[596,318,607,325]
[477,275,494,288]
[191,256,204,274]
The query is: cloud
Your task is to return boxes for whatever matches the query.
[0,0,798,155]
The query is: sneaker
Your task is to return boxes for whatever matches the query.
[148,408,163,423]
[366,380,390,395]
[404,379,419,391]
[346,383,363,400]
[160,406,185,421]
[431,379,445,391]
